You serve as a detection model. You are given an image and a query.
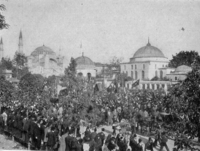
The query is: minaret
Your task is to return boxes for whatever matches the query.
[0,38,4,61]
[18,30,23,53]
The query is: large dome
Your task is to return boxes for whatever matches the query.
[75,55,95,66]
[133,42,166,58]
[31,45,56,56]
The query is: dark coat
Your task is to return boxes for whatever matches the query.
[130,138,141,151]
[90,131,97,141]
[98,132,106,144]
[65,135,78,151]
[47,131,57,147]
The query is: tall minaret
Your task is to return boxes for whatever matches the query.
[0,38,4,61]
[18,30,23,53]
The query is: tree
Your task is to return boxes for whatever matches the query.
[169,51,200,68]
[18,73,45,103]
[151,76,159,81]
[0,4,9,29]
[12,52,29,79]
[167,60,200,137]
[116,72,132,87]
[0,57,13,74]
[60,57,78,92]
[45,75,58,98]
[108,56,123,70]
[0,76,15,103]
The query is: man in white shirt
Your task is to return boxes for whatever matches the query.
[2,110,7,127]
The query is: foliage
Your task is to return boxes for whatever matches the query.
[61,57,78,91]
[0,4,9,30]
[166,61,200,135]
[45,75,57,97]
[12,52,29,79]
[18,73,45,103]
[109,56,123,67]
[13,52,27,69]
[151,76,169,81]
[151,76,159,81]
[168,51,200,68]
[0,57,13,74]
[116,72,132,87]
[0,76,15,103]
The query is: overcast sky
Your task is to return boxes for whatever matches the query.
[0,0,200,63]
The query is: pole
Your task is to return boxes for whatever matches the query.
[103,65,105,89]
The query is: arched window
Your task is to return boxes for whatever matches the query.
[160,70,163,79]
[142,71,145,80]
[155,71,158,77]
[142,84,145,89]
[131,71,133,78]
[135,71,138,79]
[147,84,150,89]
[152,84,155,90]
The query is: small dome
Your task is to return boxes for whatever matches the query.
[75,55,95,66]
[133,42,166,58]
[175,65,192,73]
[31,45,55,56]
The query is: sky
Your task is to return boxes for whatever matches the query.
[0,0,200,63]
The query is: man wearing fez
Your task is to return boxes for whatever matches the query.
[29,116,38,148]
[65,127,79,151]
[47,126,58,151]
[34,119,43,150]
[23,115,30,143]
[129,134,141,151]
[95,128,106,151]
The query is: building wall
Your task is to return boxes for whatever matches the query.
[77,69,96,77]
[120,61,168,80]
[28,53,65,77]
[125,80,176,92]
[166,74,187,82]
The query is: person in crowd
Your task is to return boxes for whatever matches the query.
[116,133,127,151]
[91,127,97,141]
[2,110,7,130]
[99,128,106,149]
[159,132,169,151]
[46,126,58,151]
[129,134,140,151]
[138,138,144,151]
[145,137,154,151]
[153,130,160,147]
[107,135,118,151]
[65,127,78,151]
[84,126,91,140]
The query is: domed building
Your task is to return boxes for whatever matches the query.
[166,65,192,82]
[75,53,96,78]
[120,40,169,81]
[28,45,67,77]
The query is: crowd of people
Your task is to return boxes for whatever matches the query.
[0,83,199,150]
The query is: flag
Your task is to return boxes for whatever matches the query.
[132,79,140,88]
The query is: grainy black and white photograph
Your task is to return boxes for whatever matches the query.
[0,0,200,150]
